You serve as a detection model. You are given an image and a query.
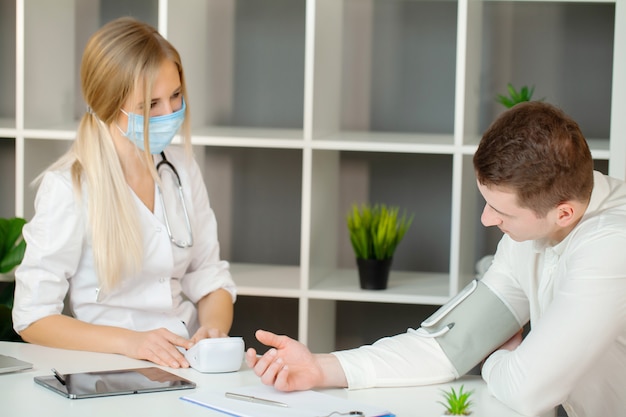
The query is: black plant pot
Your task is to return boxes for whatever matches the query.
[356,257,393,290]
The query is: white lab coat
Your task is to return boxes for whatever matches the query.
[13,146,236,339]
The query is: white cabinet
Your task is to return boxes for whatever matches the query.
[2,0,624,352]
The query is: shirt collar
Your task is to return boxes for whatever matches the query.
[582,170,610,219]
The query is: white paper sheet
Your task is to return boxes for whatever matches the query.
[181,385,395,417]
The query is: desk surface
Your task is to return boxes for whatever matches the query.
[0,341,540,417]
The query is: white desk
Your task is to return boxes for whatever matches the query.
[0,342,548,417]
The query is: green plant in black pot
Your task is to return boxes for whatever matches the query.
[495,83,540,108]
[0,217,26,341]
[346,203,413,290]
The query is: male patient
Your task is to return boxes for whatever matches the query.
[245,101,626,417]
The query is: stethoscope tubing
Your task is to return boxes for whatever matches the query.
[156,151,194,248]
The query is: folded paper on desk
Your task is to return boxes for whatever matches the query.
[181,385,395,417]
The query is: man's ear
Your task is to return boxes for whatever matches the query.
[555,202,577,227]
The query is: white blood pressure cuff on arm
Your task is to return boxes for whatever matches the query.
[411,280,521,377]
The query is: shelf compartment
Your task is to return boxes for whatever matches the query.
[468,1,614,141]
[200,146,303,266]
[22,0,158,130]
[309,0,458,145]
[231,295,299,353]
[0,0,16,127]
[307,149,453,294]
[0,137,16,217]
[167,0,306,135]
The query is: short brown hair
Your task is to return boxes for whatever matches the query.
[473,101,593,217]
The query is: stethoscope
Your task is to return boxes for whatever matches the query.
[156,151,194,248]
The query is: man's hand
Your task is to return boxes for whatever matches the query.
[245,329,340,392]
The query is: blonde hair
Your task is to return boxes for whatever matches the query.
[48,17,192,290]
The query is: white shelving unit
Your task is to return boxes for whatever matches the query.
[1,0,624,353]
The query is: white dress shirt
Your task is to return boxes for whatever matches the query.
[333,171,626,417]
[13,146,236,339]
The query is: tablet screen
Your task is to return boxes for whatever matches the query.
[34,367,196,399]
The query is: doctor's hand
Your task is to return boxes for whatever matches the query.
[125,328,192,369]
[190,326,228,344]
[245,329,347,392]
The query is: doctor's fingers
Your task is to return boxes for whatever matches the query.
[148,339,191,369]
[157,328,194,350]
[191,327,226,343]
[133,329,191,368]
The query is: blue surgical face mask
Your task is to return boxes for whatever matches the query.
[117,98,186,154]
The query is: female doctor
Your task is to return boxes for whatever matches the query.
[12,17,236,369]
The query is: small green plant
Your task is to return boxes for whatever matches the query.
[438,385,474,416]
[0,217,26,275]
[346,203,413,260]
[495,83,538,108]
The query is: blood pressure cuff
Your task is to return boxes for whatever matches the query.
[412,280,521,377]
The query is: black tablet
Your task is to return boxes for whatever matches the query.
[34,367,196,399]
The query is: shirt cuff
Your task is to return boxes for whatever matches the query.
[332,349,377,389]
[331,332,457,390]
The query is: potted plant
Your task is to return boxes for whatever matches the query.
[0,216,26,341]
[346,203,413,290]
[495,83,540,108]
[0,217,26,278]
[438,385,474,416]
